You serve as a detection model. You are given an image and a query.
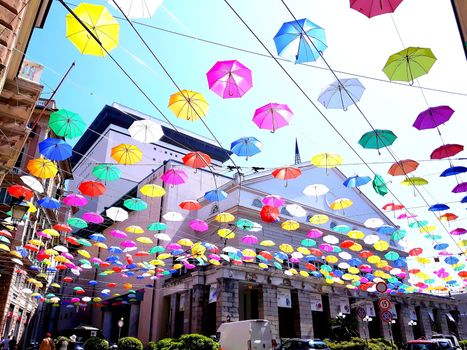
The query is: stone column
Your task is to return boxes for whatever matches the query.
[457,312,467,340]
[357,318,369,339]
[261,285,279,340]
[328,294,340,319]
[102,311,112,340]
[418,308,433,339]
[168,294,177,337]
[191,285,207,334]
[128,304,140,337]
[216,278,239,329]
[297,290,314,339]
[398,305,415,342]
[436,310,450,335]
[182,290,191,335]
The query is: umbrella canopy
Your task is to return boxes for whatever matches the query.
[168,90,208,121]
[452,182,467,193]
[272,166,301,184]
[252,103,293,133]
[388,159,419,176]
[285,204,306,217]
[358,129,397,151]
[303,184,329,197]
[106,207,128,222]
[372,174,388,196]
[7,185,34,200]
[108,0,162,19]
[430,144,463,159]
[20,175,44,193]
[440,166,467,177]
[128,119,163,144]
[123,198,148,211]
[311,153,343,170]
[330,198,353,211]
[350,0,404,18]
[92,164,121,182]
[68,217,88,228]
[111,144,143,165]
[37,197,60,209]
[206,60,253,99]
[230,137,262,159]
[260,206,279,223]
[400,177,428,186]
[39,138,72,161]
[179,200,202,211]
[274,18,327,63]
[66,3,119,57]
[383,47,437,84]
[190,219,209,232]
[161,169,187,185]
[49,109,86,139]
[27,158,57,179]
[204,189,227,202]
[62,194,88,207]
[318,78,365,110]
[79,181,106,197]
[413,106,454,131]
[343,175,371,188]
[182,151,212,169]
[82,212,104,224]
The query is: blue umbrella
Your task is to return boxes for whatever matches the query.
[348,258,362,266]
[343,174,371,188]
[440,166,467,177]
[37,197,60,209]
[273,18,327,64]
[318,78,365,111]
[433,243,449,250]
[393,258,407,268]
[444,256,459,265]
[377,225,396,234]
[108,246,122,254]
[428,203,450,211]
[204,189,227,202]
[38,138,72,161]
[230,137,263,159]
[89,233,106,242]
[462,196,467,204]
[88,280,98,285]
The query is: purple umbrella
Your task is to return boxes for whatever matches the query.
[413,105,454,131]
[161,169,188,185]
[452,182,467,193]
[307,229,323,238]
[190,219,209,232]
[450,228,466,235]
[167,243,182,250]
[206,60,253,99]
[110,229,127,238]
[62,194,88,207]
[241,235,259,245]
[82,212,104,224]
[252,103,293,132]
[262,195,285,208]
[319,243,333,252]
[120,240,137,248]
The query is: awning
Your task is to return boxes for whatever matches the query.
[428,310,435,322]
[446,313,455,322]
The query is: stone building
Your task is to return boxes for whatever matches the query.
[452,0,467,59]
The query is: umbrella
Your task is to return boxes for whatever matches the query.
[161,169,187,185]
[383,47,437,84]
[364,218,384,228]
[377,225,396,234]
[82,212,104,224]
[358,129,397,153]
[281,220,300,231]
[108,0,162,19]
[123,198,148,211]
[318,78,365,110]
[372,174,388,196]
[92,164,121,182]
[190,219,209,232]
[382,203,404,211]
[162,211,184,221]
[140,184,165,197]
[343,175,371,188]
[20,175,44,193]
[168,90,208,121]
[216,212,235,223]
[330,198,352,211]
[285,204,306,217]
[66,3,119,57]
[450,228,466,236]
[236,218,255,230]
[147,222,167,231]
[260,206,279,223]
[440,166,467,177]
[62,194,88,207]
[206,60,253,98]
[350,0,404,18]
[430,144,463,159]
[7,185,34,200]
[252,103,293,133]
[311,153,343,174]
[413,106,454,131]
[179,200,202,211]
[204,189,227,202]
[400,177,428,186]
[439,213,457,222]
[388,160,419,176]
[53,224,72,232]
[79,181,106,197]
[37,197,60,209]
[68,217,87,228]
[230,137,262,160]
[452,182,467,193]
[128,119,163,144]
[308,215,328,225]
[90,233,106,242]
[111,144,143,165]
[38,138,72,161]
[273,18,327,63]
[303,184,329,199]
[182,152,212,169]
[49,109,86,139]
[27,158,57,179]
[272,166,301,185]
[428,204,450,212]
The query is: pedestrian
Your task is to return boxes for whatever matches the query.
[8,337,16,350]
[39,333,54,350]
[68,335,76,350]
[1,336,11,350]
[57,336,68,350]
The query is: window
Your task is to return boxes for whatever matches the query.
[0,188,12,204]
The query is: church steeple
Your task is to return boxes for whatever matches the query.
[294,138,301,165]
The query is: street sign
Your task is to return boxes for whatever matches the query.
[357,307,367,319]
[118,319,124,328]
[376,281,388,293]
[378,298,391,310]
[380,310,393,323]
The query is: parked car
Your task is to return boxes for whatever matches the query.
[217,319,274,350]
[432,335,462,350]
[406,340,443,350]
[278,339,330,350]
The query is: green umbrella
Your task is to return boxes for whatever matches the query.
[92,164,121,182]
[409,220,428,228]
[148,246,165,254]
[391,229,406,241]
[372,174,388,196]
[77,238,92,247]
[236,218,254,230]
[383,47,437,84]
[49,109,86,139]
[358,129,397,153]
[147,222,167,231]
[123,198,148,211]
[68,217,88,228]
[384,251,399,261]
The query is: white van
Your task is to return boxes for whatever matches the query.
[217,319,274,350]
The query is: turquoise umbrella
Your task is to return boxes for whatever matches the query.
[123,198,148,211]
[92,164,121,182]
[372,174,388,197]
[147,222,167,231]
[358,129,397,154]
[68,217,87,228]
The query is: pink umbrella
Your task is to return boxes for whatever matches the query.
[450,228,466,235]
[190,219,209,232]
[90,257,102,264]
[120,240,137,248]
[110,229,127,238]
[161,169,188,185]
[290,257,300,263]
[206,60,253,99]
[82,212,104,224]
[71,297,80,303]
[252,103,293,133]
[208,253,220,260]
[439,251,452,256]
[397,213,417,219]
[241,235,258,245]
[434,268,449,278]
[307,229,323,238]
[320,243,333,252]
[36,231,52,239]
[62,252,74,260]
[167,243,182,250]
[62,194,88,207]
[262,195,285,207]
[350,0,404,18]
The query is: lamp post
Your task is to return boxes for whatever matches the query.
[336,312,346,320]
[362,315,372,350]
[11,203,28,223]
[117,318,124,342]
[408,320,417,339]
[389,319,396,349]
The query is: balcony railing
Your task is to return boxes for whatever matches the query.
[19,60,43,83]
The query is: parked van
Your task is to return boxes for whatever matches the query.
[218,319,274,350]
[432,334,461,350]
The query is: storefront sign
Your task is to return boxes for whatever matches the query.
[338,297,350,314]
[277,288,292,308]
[310,293,323,312]
[209,284,217,304]
[389,303,398,319]
[366,302,376,317]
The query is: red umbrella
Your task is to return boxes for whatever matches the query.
[350,0,404,18]
[359,250,373,258]
[340,240,355,249]
[260,205,279,223]
[430,144,463,159]
[272,166,301,185]
[387,159,419,176]
[182,151,212,169]
[79,180,106,197]
[63,277,73,283]
[7,185,33,200]
[382,203,405,211]
[24,244,38,252]
[409,247,423,256]
[0,230,12,238]
[53,224,73,232]
[309,248,323,257]
[179,200,202,211]
[66,236,80,245]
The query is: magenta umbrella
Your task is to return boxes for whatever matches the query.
[190,219,209,232]
[62,194,88,207]
[110,229,127,238]
[36,231,52,239]
[397,213,417,219]
[350,0,404,18]
[62,252,74,260]
[452,182,467,193]
[320,243,333,252]
[241,235,259,245]
[167,243,182,250]
[206,60,253,99]
[450,228,466,235]
[413,106,454,131]
[252,103,293,132]
[307,229,323,238]
[120,240,137,248]
[161,169,188,185]
[82,212,104,224]
[262,195,285,208]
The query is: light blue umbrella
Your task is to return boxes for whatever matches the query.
[343,174,371,188]
[37,197,60,209]
[377,225,396,234]
[89,233,106,242]
[318,78,365,111]
[230,137,263,160]
[204,189,227,202]
[273,18,327,64]
[108,246,123,254]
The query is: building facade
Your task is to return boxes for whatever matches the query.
[452,0,467,59]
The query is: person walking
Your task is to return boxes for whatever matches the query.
[57,337,68,350]
[8,337,16,350]
[67,335,76,350]
[1,336,11,350]
[39,333,54,350]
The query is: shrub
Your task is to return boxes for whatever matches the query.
[179,334,218,350]
[459,340,467,350]
[326,337,397,350]
[118,337,143,350]
[145,342,158,350]
[152,338,182,350]
[84,337,109,350]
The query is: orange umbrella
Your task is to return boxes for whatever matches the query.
[387,159,419,176]
[182,151,212,169]
[272,166,301,185]
[439,213,458,222]
[179,200,202,211]
[79,181,106,197]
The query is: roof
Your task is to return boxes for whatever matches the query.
[71,104,231,167]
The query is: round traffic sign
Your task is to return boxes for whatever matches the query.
[376,281,388,293]
[357,307,367,319]
[118,319,124,328]
[378,298,391,310]
[380,310,393,323]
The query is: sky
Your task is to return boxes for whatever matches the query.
[25,0,467,292]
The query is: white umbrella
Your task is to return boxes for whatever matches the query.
[162,211,184,222]
[323,234,339,244]
[338,262,350,269]
[108,0,163,19]
[53,245,69,253]
[363,234,380,245]
[338,251,352,260]
[20,175,44,193]
[285,203,306,218]
[364,218,384,229]
[154,233,170,241]
[303,184,329,197]
[249,222,263,232]
[106,207,129,222]
[128,119,163,144]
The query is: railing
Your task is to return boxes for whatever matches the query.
[19,60,43,83]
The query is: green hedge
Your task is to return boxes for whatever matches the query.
[459,340,467,350]
[150,334,218,350]
[326,337,397,350]
[118,337,143,350]
[84,337,109,350]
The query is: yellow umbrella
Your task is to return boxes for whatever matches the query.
[29,239,44,247]
[10,251,22,258]
[325,255,338,264]
[400,177,429,186]
[376,260,389,268]
[348,243,362,252]
[172,263,183,270]
[54,256,68,263]
[77,249,90,258]
[373,240,389,251]
[260,240,275,247]
[191,243,206,258]
[415,257,430,264]
[158,253,172,260]
[215,212,235,223]
[168,90,208,121]
[347,230,365,239]
[27,158,57,179]
[297,247,311,255]
[281,220,300,231]
[178,238,194,246]
[218,229,235,239]
[308,214,329,225]
[242,249,256,257]
[125,225,144,234]
[50,283,61,288]
[210,259,220,266]
[43,229,59,237]
[26,201,37,213]
[149,259,165,266]
[258,262,269,269]
[367,255,381,264]
[279,243,293,253]
[348,267,360,274]
[44,249,58,256]
[420,225,436,233]
[311,152,343,169]
[299,271,309,278]
[93,242,108,249]
[136,237,153,244]
[0,244,10,252]
[140,184,165,197]
[330,198,353,211]
[66,3,119,57]
[111,144,142,165]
